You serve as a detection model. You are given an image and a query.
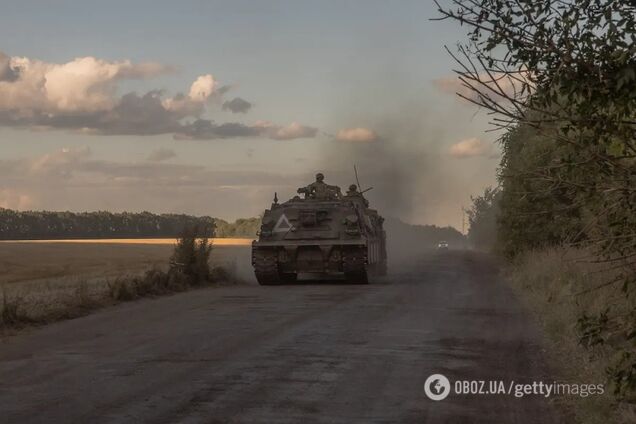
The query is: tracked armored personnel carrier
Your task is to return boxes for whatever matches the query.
[252,173,387,285]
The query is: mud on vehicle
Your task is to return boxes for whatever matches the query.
[252,173,387,285]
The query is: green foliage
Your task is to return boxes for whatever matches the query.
[0,207,261,240]
[608,352,636,402]
[0,208,215,240]
[438,0,636,401]
[107,278,137,301]
[194,237,213,283]
[384,217,466,247]
[170,227,212,283]
[108,228,215,302]
[496,121,586,256]
[466,187,501,251]
[506,247,623,422]
[108,267,215,304]
[214,217,261,238]
[578,310,611,348]
[1,290,24,327]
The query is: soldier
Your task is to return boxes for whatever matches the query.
[346,184,369,206]
[298,173,341,200]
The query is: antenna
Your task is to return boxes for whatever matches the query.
[354,165,374,195]
[354,165,362,190]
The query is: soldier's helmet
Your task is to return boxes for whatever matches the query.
[315,173,325,182]
[349,184,357,192]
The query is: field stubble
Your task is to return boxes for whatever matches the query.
[0,241,253,330]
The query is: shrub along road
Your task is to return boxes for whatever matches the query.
[0,250,562,423]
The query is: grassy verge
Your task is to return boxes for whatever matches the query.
[505,246,635,424]
[0,264,238,333]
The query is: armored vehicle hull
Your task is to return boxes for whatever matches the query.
[252,191,387,285]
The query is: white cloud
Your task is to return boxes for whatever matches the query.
[1,54,172,114]
[267,121,318,140]
[0,51,19,82]
[188,74,217,101]
[449,137,492,158]
[335,127,378,142]
[161,74,219,117]
[0,50,316,140]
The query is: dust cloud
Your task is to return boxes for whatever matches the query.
[319,104,469,267]
[319,102,470,228]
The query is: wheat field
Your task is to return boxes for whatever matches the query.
[0,239,253,285]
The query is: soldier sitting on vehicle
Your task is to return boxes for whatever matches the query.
[298,173,342,200]
[345,184,369,206]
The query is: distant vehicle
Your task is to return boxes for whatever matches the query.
[252,172,387,285]
[437,241,449,250]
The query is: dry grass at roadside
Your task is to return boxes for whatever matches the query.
[0,244,252,333]
[506,247,635,424]
[0,265,241,332]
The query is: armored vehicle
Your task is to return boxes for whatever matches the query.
[252,173,387,285]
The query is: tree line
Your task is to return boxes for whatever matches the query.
[214,217,261,238]
[0,208,260,240]
[385,217,465,248]
[438,0,635,402]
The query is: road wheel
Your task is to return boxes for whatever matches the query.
[255,272,281,285]
[345,270,368,284]
[280,272,298,283]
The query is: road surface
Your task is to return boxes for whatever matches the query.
[0,251,562,423]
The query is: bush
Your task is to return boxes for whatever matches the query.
[214,217,261,237]
[106,229,216,303]
[1,290,24,327]
[170,227,212,283]
[108,278,136,301]
[466,187,501,251]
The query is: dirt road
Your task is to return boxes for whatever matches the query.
[0,251,561,423]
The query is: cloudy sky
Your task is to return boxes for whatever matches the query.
[0,0,500,228]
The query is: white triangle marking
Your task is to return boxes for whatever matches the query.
[273,214,292,233]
